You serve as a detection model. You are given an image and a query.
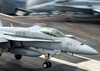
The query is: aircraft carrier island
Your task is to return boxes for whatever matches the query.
[0,14,99,71]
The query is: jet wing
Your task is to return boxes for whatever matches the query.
[92,6,100,12]
[56,5,91,9]
[92,5,100,13]
[3,35,61,42]
[0,32,8,43]
[93,9,100,12]
[0,38,8,43]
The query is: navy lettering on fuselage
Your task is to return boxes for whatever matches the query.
[66,42,75,46]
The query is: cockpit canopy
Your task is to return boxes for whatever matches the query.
[41,28,65,37]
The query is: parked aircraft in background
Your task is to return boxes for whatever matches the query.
[26,0,62,15]
[26,0,53,10]
[0,20,98,69]
[27,0,100,21]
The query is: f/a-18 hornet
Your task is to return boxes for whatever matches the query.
[28,0,100,21]
[0,20,98,68]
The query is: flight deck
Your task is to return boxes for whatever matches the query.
[0,15,100,71]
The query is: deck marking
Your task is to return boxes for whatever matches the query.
[35,23,47,25]
[40,54,100,71]
[62,26,100,39]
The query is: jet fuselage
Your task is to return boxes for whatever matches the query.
[0,27,98,55]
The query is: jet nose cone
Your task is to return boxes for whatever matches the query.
[93,50,99,55]
[79,45,99,55]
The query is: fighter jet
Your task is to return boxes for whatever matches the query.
[0,20,98,69]
[27,0,100,21]
[26,0,54,10]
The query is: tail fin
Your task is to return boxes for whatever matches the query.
[0,20,3,27]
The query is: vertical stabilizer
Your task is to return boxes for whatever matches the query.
[0,20,3,27]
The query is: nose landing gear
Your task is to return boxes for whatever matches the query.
[43,61,52,69]
[42,53,52,69]
[15,54,22,60]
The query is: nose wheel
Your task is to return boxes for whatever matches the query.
[43,53,52,69]
[15,54,22,60]
[43,61,52,69]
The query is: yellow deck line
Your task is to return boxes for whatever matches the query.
[35,23,47,25]
[62,26,100,39]
[0,13,14,18]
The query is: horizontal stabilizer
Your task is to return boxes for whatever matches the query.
[56,5,90,9]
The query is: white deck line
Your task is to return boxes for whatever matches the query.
[40,54,100,71]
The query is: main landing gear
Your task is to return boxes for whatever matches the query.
[15,54,22,60]
[14,53,52,69]
[65,17,71,22]
[42,53,52,69]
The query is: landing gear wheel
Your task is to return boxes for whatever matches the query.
[47,61,52,67]
[43,62,48,69]
[65,17,71,22]
[0,54,2,56]
[15,54,22,60]
[43,53,52,69]
[42,61,52,69]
